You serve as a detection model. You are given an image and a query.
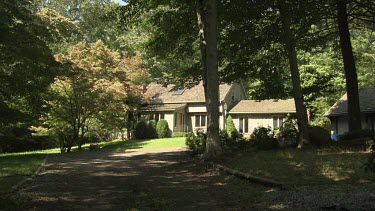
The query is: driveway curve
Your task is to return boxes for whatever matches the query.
[10,147,263,210]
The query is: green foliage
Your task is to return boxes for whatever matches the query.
[308,126,331,147]
[156,119,170,138]
[277,117,299,147]
[172,132,188,138]
[147,120,158,139]
[134,121,148,140]
[185,132,206,152]
[226,115,237,138]
[0,135,58,153]
[338,129,375,141]
[250,126,278,150]
[0,0,57,131]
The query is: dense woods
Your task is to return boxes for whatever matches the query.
[1,0,374,157]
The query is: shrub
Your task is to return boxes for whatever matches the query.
[185,131,206,152]
[308,126,331,147]
[156,119,170,138]
[226,115,237,138]
[147,120,158,139]
[134,121,148,139]
[338,129,375,141]
[0,135,58,153]
[172,132,188,137]
[250,126,278,150]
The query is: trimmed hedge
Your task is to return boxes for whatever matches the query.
[134,121,148,139]
[147,120,158,139]
[226,115,237,138]
[156,119,170,138]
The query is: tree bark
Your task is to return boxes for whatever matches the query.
[197,0,222,159]
[278,0,310,148]
[336,0,362,131]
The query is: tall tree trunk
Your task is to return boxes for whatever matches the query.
[201,0,222,159]
[278,0,310,148]
[336,0,362,131]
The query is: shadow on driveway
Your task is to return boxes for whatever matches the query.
[10,147,264,210]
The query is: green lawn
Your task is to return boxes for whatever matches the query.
[0,137,186,192]
[99,137,186,151]
[221,147,374,186]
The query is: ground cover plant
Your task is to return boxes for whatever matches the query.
[0,149,60,192]
[220,147,374,186]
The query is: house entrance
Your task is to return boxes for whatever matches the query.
[174,113,185,132]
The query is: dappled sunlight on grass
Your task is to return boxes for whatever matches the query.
[222,147,374,185]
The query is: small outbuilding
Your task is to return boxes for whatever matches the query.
[228,99,296,135]
[325,86,375,138]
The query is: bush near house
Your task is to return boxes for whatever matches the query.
[185,132,206,152]
[308,126,331,147]
[147,120,158,139]
[134,121,148,139]
[338,129,375,141]
[226,115,237,138]
[250,126,278,150]
[156,119,170,138]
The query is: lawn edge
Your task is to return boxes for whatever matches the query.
[10,154,49,193]
[209,162,286,190]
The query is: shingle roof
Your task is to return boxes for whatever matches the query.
[144,81,233,103]
[141,103,187,112]
[324,86,375,117]
[229,99,296,114]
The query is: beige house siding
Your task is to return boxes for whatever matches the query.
[330,114,375,136]
[232,114,287,135]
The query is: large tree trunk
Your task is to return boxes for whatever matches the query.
[278,0,310,148]
[197,0,222,159]
[336,0,362,131]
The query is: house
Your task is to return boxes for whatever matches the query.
[324,86,375,138]
[141,81,298,135]
[228,99,296,135]
[141,81,247,133]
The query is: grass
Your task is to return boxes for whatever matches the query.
[0,148,60,192]
[99,137,186,151]
[0,137,186,192]
[221,147,374,186]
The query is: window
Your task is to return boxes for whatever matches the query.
[160,113,165,120]
[239,118,243,133]
[195,115,206,127]
[273,116,284,129]
[244,117,249,133]
[239,117,249,133]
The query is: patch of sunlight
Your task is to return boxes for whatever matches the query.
[320,167,351,181]
[265,188,277,193]
[269,204,289,210]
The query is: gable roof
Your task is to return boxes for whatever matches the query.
[325,86,375,117]
[144,81,233,104]
[229,99,296,114]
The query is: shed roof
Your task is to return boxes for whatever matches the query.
[324,86,375,117]
[144,81,233,104]
[229,99,296,114]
